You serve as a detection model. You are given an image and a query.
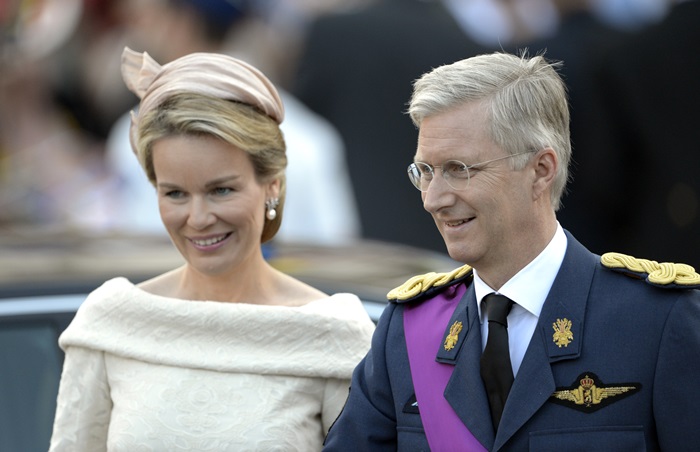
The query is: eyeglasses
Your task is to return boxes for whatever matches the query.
[407,151,533,191]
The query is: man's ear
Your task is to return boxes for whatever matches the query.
[532,147,558,200]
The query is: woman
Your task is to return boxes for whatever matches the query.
[49,48,375,451]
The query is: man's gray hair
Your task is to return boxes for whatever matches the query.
[408,52,571,210]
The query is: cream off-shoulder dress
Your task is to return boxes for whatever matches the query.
[49,277,375,451]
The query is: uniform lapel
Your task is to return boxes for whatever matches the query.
[493,232,598,451]
[444,285,495,450]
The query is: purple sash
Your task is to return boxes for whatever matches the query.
[404,284,487,451]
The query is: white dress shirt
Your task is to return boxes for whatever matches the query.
[474,223,567,376]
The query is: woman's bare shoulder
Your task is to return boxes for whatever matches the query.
[274,270,329,307]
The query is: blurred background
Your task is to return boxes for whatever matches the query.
[1,0,699,264]
[1,1,699,450]
[1,0,698,263]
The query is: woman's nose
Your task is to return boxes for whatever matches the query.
[187,197,216,230]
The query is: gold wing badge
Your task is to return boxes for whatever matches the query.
[550,373,641,413]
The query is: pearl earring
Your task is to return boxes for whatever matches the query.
[265,198,279,221]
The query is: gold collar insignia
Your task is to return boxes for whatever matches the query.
[552,318,573,347]
[443,321,463,351]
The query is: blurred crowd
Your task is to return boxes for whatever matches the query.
[1,0,698,263]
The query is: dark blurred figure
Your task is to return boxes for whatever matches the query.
[520,0,630,254]
[582,0,700,264]
[0,0,116,230]
[293,0,490,252]
[50,0,135,141]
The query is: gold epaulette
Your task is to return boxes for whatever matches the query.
[601,252,700,288]
[387,264,473,302]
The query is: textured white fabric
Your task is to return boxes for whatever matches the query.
[49,278,374,451]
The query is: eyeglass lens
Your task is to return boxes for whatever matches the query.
[408,160,471,191]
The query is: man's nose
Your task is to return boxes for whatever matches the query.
[422,171,453,212]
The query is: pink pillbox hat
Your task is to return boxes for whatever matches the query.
[121,47,284,154]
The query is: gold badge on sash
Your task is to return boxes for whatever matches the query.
[443,321,463,351]
[552,318,573,347]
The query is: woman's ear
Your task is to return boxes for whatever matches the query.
[266,177,281,199]
[532,147,558,200]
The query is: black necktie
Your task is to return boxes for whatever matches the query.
[480,293,515,431]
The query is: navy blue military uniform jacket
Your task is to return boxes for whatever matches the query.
[323,232,700,451]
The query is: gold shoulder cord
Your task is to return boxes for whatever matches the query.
[387,264,472,301]
[601,252,700,286]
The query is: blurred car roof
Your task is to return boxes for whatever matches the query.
[0,230,458,303]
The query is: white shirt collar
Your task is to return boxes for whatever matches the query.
[474,223,567,319]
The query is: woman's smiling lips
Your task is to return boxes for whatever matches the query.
[188,233,232,250]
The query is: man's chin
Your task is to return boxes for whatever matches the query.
[445,245,471,265]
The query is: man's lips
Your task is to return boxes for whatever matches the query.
[443,217,474,227]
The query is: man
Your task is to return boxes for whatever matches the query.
[323,52,700,451]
